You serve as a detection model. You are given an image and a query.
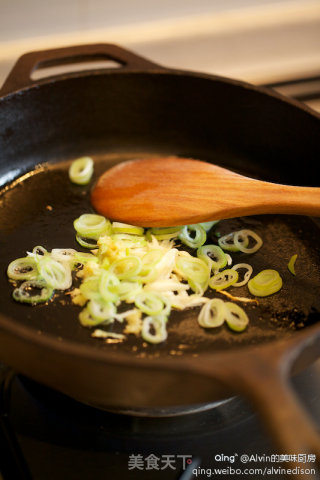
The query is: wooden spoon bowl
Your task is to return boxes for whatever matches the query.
[91,156,320,227]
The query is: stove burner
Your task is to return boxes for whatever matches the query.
[16,374,250,438]
[0,366,257,479]
[2,360,320,480]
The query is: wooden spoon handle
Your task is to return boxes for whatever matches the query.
[160,159,320,221]
[210,175,320,219]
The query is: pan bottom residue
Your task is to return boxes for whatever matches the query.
[1,152,320,358]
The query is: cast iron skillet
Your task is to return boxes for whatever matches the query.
[1,44,320,473]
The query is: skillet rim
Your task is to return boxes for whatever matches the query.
[1,62,320,121]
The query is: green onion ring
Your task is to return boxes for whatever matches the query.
[109,256,142,280]
[7,257,38,281]
[141,315,168,344]
[87,299,116,322]
[231,263,253,287]
[112,222,144,236]
[135,291,171,316]
[73,252,98,266]
[75,234,99,249]
[74,213,110,237]
[179,224,207,249]
[248,269,282,297]
[38,257,72,290]
[233,229,263,254]
[69,156,94,185]
[197,244,227,272]
[209,269,239,291]
[199,221,219,232]
[148,226,182,240]
[13,280,53,304]
[32,245,48,257]
[116,281,143,302]
[224,302,249,332]
[78,306,114,327]
[288,254,298,275]
[51,249,76,264]
[99,271,120,303]
[198,299,226,328]
[175,256,210,293]
[218,232,248,252]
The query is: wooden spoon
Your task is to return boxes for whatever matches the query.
[91,156,320,227]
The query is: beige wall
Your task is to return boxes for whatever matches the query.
[0,0,303,42]
[0,0,319,87]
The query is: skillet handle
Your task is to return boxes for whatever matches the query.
[0,43,162,96]
[219,335,320,479]
[188,327,320,479]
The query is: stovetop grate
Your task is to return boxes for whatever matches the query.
[262,73,320,111]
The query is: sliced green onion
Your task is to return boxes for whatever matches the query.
[79,276,101,301]
[148,226,182,240]
[7,257,38,281]
[69,156,94,185]
[8,215,261,343]
[175,256,210,293]
[288,254,298,275]
[32,245,48,257]
[116,281,143,302]
[233,229,263,254]
[111,234,147,248]
[38,257,72,290]
[199,221,219,232]
[109,256,142,280]
[198,298,226,328]
[13,280,53,304]
[224,302,249,332]
[87,299,116,323]
[141,315,168,344]
[135,291,171,316]
[51,248,76,264]
[75,234,99,249]
[74,213,110,237]
[197,245,227,272]
[179,224,206,249]
[209,269,239,291]
[218,232,249,252]
[140,249,163,277]
[231,263,253,287]
[150,226,182,235]
[112,222,144,236]
[73,251,98,266]
[248,269,282,297]
[99,271,120,303]
[78,306,114,327]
